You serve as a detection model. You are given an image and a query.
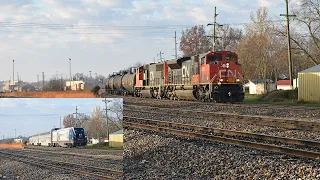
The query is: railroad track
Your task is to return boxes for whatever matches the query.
[0,149,124,180]
[124,104,320,131]
[124,116,320,160]
[104,94,320,111]
[11,148,123,165]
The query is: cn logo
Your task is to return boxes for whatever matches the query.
[219,69,237,78]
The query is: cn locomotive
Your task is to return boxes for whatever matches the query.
[29,127,88,148]
[106,51,244,102]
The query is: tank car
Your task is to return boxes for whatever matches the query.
[29,127,88,148]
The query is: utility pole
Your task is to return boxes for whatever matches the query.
[157,51,164,62]
[60,116,62,129]
[17,72,19,91]
[280,0,296,89]
[12,60,14,91]
[102,98,111,145]
[207,6,222,52]
[73,106,79,121]
[174,31,178,59]
[37,74,39,85]
[69,58,72,90]
[89,71,92,78]
[14,129,16,138]
[42,72,45,90]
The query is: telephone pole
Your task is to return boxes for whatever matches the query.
[73,106,79,120]
[12,60,14,90]
[60,116,62,128]
[280,0,296,89]
[102,98,111,145]
[157,51,164,62]
[89,71,92,78]
[207,6,222,52]
[174,31,178,59]
[69,58,72,90]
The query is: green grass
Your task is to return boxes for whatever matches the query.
[243,94,320,108]
[84,144,123,150]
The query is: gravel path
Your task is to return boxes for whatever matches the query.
[0,148,123,179]
[124,128,320,179]
[0,158,94,180]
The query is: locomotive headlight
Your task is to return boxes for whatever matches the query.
[226,63,230,68]
[220,79,223,82]
[236,79,240,82]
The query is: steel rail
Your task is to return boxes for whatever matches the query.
[0,150,124,179]
[124,105,320,131]
[124,116,320,148]
[19,148,123,165]
[124,121,320,160]
[116,95,320,111]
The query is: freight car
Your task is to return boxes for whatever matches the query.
[29,127,88,148]
[105,51,244,102]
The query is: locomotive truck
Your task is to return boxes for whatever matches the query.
[29,127,88,148]
[106,51,244,102]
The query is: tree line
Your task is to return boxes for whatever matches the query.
[179,0,319,85]
[63,99,123,141]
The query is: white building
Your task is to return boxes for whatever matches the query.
[65,80,85,91]
[244,79,276,94]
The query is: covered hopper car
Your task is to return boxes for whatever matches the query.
[105,51,244,102]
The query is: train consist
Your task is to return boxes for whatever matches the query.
[29,127,88,148]
[106,51,244,102]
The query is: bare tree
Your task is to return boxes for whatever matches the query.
[43,78,65,91]
[215,25,243,51]
[180,25,212,56]
[63,113,90,128]
[290,0,320,65]
[237,7,288,91]
[86,106,107,140]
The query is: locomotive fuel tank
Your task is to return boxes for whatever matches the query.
[121,73,136,92]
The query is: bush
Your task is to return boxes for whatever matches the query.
[91,86,101,97]
[260,89,298,102]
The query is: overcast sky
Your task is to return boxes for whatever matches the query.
[0,98,122,139]
[0,0,302,82]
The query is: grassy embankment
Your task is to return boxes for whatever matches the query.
[85,143,123,150]
[243,89,320,107]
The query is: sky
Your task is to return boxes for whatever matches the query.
[0,98,122,139]
[0,0,302,82]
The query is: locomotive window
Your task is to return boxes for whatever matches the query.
[207,55,222,61]
[225,55,237,61]
[200,57,205,64]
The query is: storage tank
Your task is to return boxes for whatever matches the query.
[121,73,136,92]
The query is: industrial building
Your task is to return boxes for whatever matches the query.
[298,64,320,103]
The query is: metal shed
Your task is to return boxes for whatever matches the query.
[109,129,123,148]
[298,64,320,103]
